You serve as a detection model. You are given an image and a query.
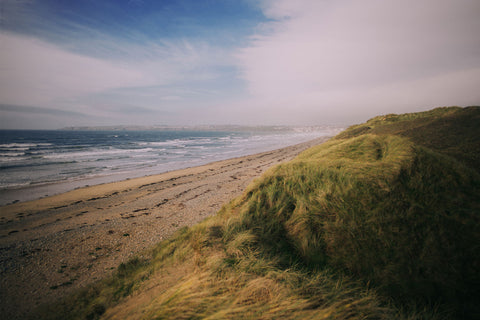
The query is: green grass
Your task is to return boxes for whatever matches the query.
[35,106,479,319]
[336,106,480,171]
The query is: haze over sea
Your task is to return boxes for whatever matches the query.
[0,127,340,205]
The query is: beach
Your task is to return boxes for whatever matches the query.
[0,137,329,319]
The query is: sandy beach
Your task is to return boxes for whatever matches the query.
[0,137,329,319]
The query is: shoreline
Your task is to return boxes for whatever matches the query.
[0,129,342,207]
[0,137,330,319]
[0,133,335,207]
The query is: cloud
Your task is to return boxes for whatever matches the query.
[1,0,479,128]
[0,31,236,125]
[0,103,90,129]
[0,32,146,107]
[236,0,480,120]
[0,103,88,117]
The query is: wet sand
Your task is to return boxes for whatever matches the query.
[0,137,329,319]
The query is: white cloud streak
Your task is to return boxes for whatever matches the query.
[0,32,148,108]
[0,31,234,127]
[1,33,145,103]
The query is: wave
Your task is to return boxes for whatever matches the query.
[0,143,53,148]
[0,160,78,170]
[42,147,156,160]
[0,152,26,157]
[0,128,343,195]
[136,138,211,148]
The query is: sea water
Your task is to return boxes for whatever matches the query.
[0,128,340,205]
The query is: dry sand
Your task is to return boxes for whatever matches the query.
[0,137,329,319]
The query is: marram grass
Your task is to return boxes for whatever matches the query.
[36,106,479,319]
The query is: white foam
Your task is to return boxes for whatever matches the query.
[0,143,52,148]
[42,147,155,160]
[0,152,25,157]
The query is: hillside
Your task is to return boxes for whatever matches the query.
[37,107,480,319]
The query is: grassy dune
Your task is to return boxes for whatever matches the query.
[37,107,479,319]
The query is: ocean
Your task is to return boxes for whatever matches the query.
[0,128,340,205]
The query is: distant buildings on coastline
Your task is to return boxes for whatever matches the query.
[60,124,344,133]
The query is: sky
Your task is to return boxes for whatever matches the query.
[0,0,479,129]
